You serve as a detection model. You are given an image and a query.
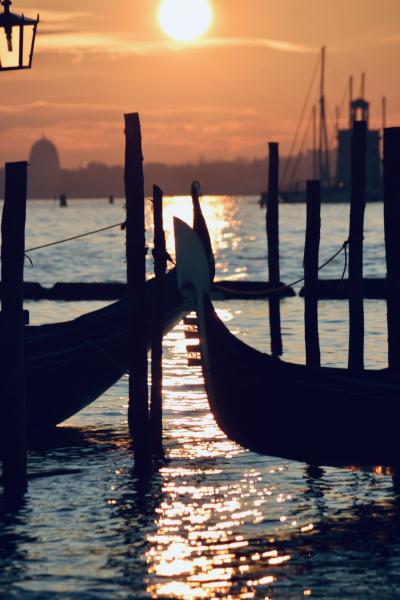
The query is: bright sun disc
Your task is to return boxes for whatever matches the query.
[159,0,212,42]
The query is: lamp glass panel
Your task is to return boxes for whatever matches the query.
[22,24,34,67]
[0,24,20,68]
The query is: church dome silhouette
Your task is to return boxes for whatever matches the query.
[28,136,61,198]
[29,136,60,172]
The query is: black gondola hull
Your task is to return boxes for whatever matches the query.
[201,298,400,467]
[12,269,183,432]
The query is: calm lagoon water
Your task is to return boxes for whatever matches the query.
[0,197,398,599]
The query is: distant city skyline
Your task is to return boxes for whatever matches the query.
[0,135,327,199]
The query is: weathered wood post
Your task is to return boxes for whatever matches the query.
[304,180,321,367]
[348,120,367,372]
[124,113,151,472]
[384,127,400,371]
[1,161,28,501]
[150,185,166,458]
[266,142,282,356]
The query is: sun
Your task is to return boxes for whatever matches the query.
[159,0,213,43]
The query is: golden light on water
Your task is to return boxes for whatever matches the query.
[140,195,393,598]
[159,0,213,42]
[154,195,241,278]
[142,318,300,598]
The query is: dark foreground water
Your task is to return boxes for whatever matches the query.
[0,197,398,599]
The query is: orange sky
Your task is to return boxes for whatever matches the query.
[1,0,399,167]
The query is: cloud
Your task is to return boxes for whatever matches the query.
[36,32,317,56]
[0,99,290,166]
[197,37,317,54]
[19,7,94,36]
[20,7,92,23]
[0,101,259,134]
[37,32,122,52]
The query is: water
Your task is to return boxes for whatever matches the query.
[0,197,397,599]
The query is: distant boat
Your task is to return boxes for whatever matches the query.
[175,218,400,467]
[261,47,384,204]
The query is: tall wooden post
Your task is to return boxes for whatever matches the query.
[304,180,321,367]
[124,113,150,473]
[150,185,166,458]
[267,143,280,285]
[266,142,282,356]
[384,127,400,371]
[1,161,28,501]
[348,120,367,372]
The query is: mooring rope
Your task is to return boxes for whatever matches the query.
[341,239,349,280]
[21,217,350,296]
[213,238,350,298]
[25,221,126,253]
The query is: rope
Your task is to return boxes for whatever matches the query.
[24,253,33,267]
[282,53,320,187]
[83,339,125,372]
[341,240,348,280]
[152,248,175,265]
[25,222,126,253]
[287,106,315,188]
[19,217,349,297]
[213,239,350,298]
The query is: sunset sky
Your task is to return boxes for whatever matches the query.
[1,0,399,167]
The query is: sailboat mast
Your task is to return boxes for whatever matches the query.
[318,46,330,184]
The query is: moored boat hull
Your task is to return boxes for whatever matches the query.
[202,297,400,467]
[174,217,400,469]
[18,269,183,432]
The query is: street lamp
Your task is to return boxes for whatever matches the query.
[0,0,39,71]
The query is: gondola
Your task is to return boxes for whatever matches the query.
[21,269,183,432]
[174,218,400,467]
[17,188,213,433]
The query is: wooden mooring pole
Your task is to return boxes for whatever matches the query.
[150,185,166,458]
[384,127,400,371]
[124,113,151,473]
[348,120,367,373]
[304,180,321,367]
[1,161,28,502]
[266,142,282,356]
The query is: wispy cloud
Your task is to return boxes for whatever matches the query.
[19,7,93,36]
[0,100,123,114]
[36,32,317,56]
[0,101,259,126]
[198,37,317,54]
[20,7,92,23]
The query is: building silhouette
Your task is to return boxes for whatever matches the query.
[0,136,309,199]
[336,98,381,191]
[28,136,61,199]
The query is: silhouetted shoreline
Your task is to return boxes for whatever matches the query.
[0,151,332,199]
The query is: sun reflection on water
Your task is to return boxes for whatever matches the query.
[147,195,244,278]
[1,199,395,600]
[88,198,396,597]
[143,318,299,598]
